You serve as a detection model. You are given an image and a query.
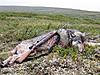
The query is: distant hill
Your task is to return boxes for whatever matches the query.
[0,6,100,18]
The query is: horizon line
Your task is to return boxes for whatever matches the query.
[0,5,100,12]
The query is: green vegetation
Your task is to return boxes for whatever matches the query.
[0,12,100,60]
